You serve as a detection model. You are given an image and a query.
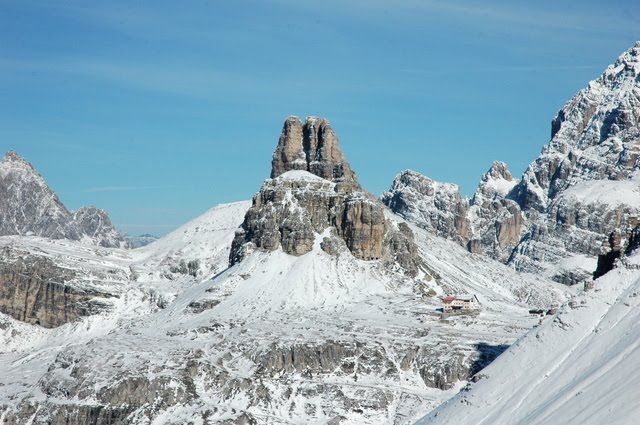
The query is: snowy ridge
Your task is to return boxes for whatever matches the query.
[418,259,640,425]
[383,43,640,284]
[133,200,251,282]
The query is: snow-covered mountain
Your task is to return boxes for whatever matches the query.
[3,42,638,424]
[0,150,127,248]
[124,233,158,248]
[384,42,640,285]
[0,117,568,424]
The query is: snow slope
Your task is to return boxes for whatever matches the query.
[418,258,640,425]
[131,200,251,282]
[0,200,570,424]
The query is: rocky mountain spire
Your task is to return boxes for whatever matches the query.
[231,117,423,276]
[0,150,127,248]
[271,116,358,187]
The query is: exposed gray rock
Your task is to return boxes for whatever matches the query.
[381,170,471,246]
[271,116,358,186]
[0,252,114,328]
[73,206,127,248]
[384,43,640,283]
[320,233,348,256]
[231,116,422,276]
[382,163,523,263]
[506,43,640,279]
[0,151,127,248]
[468,161,524,262]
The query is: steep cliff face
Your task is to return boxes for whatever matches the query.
[231,116,422,276]
[73,207,127,248]
[514,42,640,211]
[0,246,115,328]
[0,151,81,241]
[0,151,127,248]
[384,43,640,284]
[271,116,358,186]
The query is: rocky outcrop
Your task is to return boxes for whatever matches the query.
[0,252,113,328]
[271,116,358,186]
[384,43,640,283]
[506,43,640,280]
[73,206,127,248]
[0,151,81,240]
[231,116,422,276]
[467,162,524,262]
[0,151,127,248]
[382,162,523,263]
[381,170,471,246]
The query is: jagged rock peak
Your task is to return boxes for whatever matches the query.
[73,206,128,248]
[513,42,640,212]
[1,150,37,174]
[4,149,28,163]
[381,170,471,246]
[271,116,358,186]
[484,161,513,182]
[0,150,127,248]
[472,161,518,205]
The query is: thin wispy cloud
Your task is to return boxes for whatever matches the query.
[400,64,604,76]
[275,0,638,35]
[83,185,190,193]
[0,57,391,101]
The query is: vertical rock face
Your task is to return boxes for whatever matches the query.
[514,42,640,212]
[383,42,640,283]
[507,42,640,281]
[334,194,386,260]
[0,252,112,328]
[271,116,358,186]
[382,162,522,263]
[0,151,127,248]
[231,116,421,276]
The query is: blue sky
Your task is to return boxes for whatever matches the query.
[2,0,639,236]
